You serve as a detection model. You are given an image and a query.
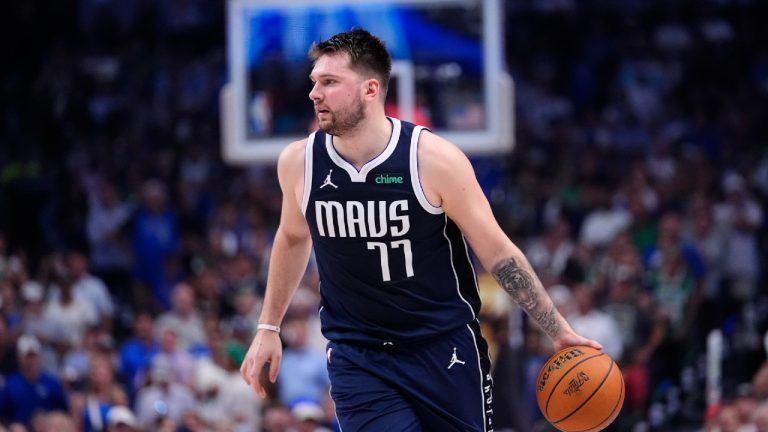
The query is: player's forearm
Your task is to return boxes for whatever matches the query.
[258,229,313,326]
[491,255,569,339]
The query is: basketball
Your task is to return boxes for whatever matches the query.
[536,346,624,432]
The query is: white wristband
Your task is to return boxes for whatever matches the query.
[257,323,281,333]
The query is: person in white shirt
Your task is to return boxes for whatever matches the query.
[714,171,763,303]
[551,283,624,361]
[48,251,116,331]
[44,264,99,349]
[154,282,205,350]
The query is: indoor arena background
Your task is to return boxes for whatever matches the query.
[0,1,767,431]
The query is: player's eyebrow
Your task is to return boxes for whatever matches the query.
[309,72,342,81]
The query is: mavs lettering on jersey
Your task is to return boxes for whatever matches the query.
[302,118,481,345]
[314,200,409,238]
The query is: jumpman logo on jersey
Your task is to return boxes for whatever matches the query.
[447,347,466,369]
[320,169,338,189]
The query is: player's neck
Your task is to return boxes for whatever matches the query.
[331,113,393,170]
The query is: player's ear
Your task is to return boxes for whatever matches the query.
[364,78,380,100]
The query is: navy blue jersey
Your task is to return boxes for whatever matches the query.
[301,118,481,345]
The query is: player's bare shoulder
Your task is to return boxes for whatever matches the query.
[416,130,477,208]
[277,138,308,202]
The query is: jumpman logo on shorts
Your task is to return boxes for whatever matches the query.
[447,347,466,369]
[320,169,338,189]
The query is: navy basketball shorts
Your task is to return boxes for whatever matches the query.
[326,320,494,431]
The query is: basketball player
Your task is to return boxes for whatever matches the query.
[241,28,601,431]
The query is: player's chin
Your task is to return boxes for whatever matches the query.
[316,112,332,123]
[318,122,338,135]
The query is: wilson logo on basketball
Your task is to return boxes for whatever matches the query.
[537,348,586,392]
[563,371,590,396]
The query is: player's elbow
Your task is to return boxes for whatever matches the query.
[276,224,312,248]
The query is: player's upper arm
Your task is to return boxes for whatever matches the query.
[418,132,515,270]
[275,139,311,242]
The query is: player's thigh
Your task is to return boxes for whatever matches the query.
[406,322,494,431]
[327,343,421,432]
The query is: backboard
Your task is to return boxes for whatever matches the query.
[222,0,514,164]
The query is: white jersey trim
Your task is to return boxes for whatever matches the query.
[300,132,316,215]
[466,323,489,432]
[444,214,477,321]
[462,235,482,306]
[409,127,444,215]
[325,117,402,183]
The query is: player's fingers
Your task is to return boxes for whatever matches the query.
[247,358,267,398]
[254,372,267,399]
[240,356,252,385]
[268,353,282,383]
[241,354,268,398]
[587,339,603,350]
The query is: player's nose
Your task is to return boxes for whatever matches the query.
[309,83,322,102]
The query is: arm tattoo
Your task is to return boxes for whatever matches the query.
[492,257,561,337]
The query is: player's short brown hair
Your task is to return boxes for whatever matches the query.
[308,28,392,96]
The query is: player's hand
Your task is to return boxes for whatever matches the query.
[551,329,603,353]
[240,329,283,398]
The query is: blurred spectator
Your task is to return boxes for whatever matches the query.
[0,318,17,375]
[291,399,332,432]
[61,325,114,389]
[641,213,707,388]
[153,328,196,388]
[43,260,99,351]
[643,211,706,340]
[106,406,140,432]
[154,282,205,350]
[131,179,180,311]
[277,316,330,408]
[191,268,227,318]
[685,193,728,304]
[525,218,575,286]
[222,252,264,299]
[219,341,262,432]
[69,251,114,328]
[579,178,632,250]
[0,276,23,333]
[240,204,273,261]
[754,403,768,432]
[42,411,78,432]
[81,354,128,432]
[207,200,243,258]
[568,283,624,361]
[714,172,763,306]
[712,404,742,432]
[226,286,262,345]
[614,162,659,218]
[17,281,58,374]
[624,187,659,256]
[0,335,69,426]
[593,230,645,296]
[732,383,759,428]
[83,174,135,309]
[262,403,295,432]
[47,251,114,332]
[191,358,229,429]
[287,286,326,354]
[118,312,159,397]
[134,356,195,430]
